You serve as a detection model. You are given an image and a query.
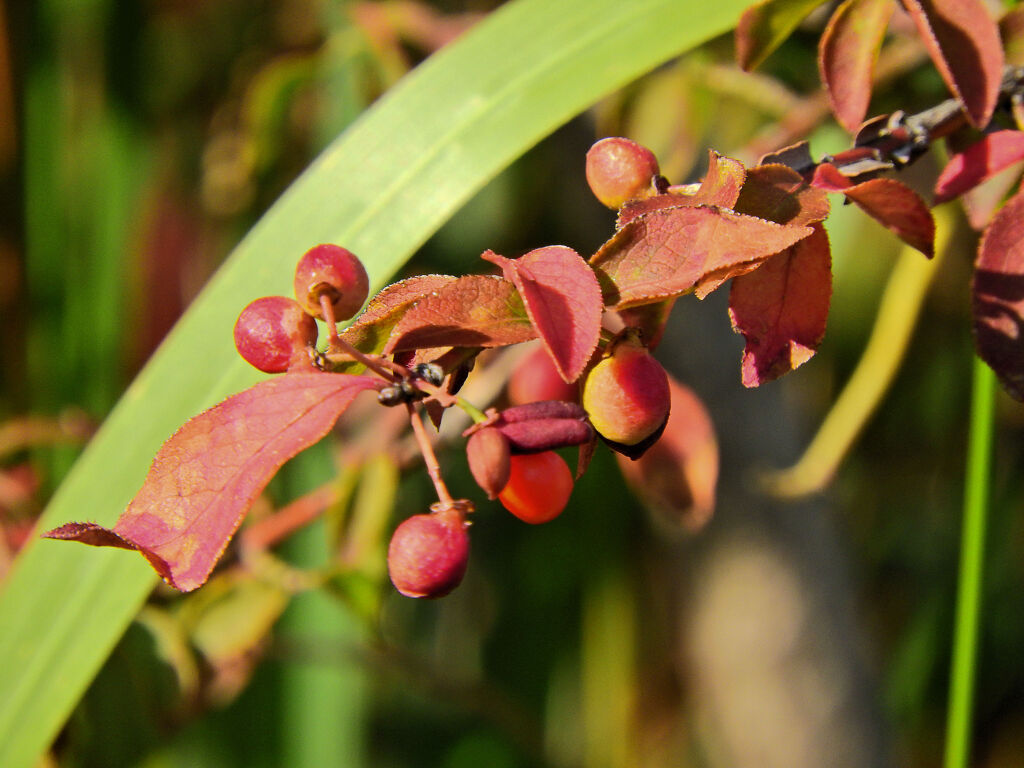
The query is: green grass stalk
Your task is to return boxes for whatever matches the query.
[943,356,996,768]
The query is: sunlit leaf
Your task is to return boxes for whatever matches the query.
[974,189,1024,399]
[384,274,535,352]
[735,163,831,226]
[812,167,935,256]
[729,224,832,386]
[899,0,1003,127]
[818,0,894,132]
[482,246,602,382]
[592,206,813,307]
[44,373,382,591]
[339,275,457,358]
[934,130,1024,204]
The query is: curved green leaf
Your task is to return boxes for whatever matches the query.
[0,0,748,765]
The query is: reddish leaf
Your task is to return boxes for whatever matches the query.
[810,162,855,192]
[960,160,1024,230]
[43,373,383,591]
[735,164,831,226]
[590,206,813,308]
[934,131,1024,203]
[340,274,457,357]
[736,0,829,70]
[818,0,894,132]
[384,274,535,353]
[842,178,936,257]
[481,247,602,383]
[616,375,718,530]
[900,0,1004,127]
[974,189,1024,399]
[729,225,832,387]
[617,151,747,228]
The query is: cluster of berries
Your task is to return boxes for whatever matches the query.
[230,137,675,600]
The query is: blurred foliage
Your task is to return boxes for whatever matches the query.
[2,1,1023,767]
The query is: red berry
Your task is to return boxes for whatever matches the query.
[585,137,660,210]
[233,295,318,373]
[498,451,573,524]
[507,343,578,405]
[293,244,369,321]
[387,506,470,598]
[466,427,511,500]
[582,335,670,446]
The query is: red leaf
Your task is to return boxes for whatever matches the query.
[617,151,747,228]
[934,131,1024,203]
[616,375,718,530]
[810,162,855,192]
[482,246,602,383]
[591,206,813,308]
[340,274,457,357]
[735,163,831,226]
[384,274,535,353]
[842,178,936,257]
[974,189,1024,399]
[43,373,383,590]
[900,0,1004,127]
[729,225,832,387]
[818,0,894,132]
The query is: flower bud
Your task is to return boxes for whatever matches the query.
[466,427,511,499]
[477,401,594,454]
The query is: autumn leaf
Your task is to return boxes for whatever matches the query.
[43,373,383,591]
[616,375,718,531]
[934,131,1024,204]
[590,205,813,308]
[384,274,535,353]
[482,246,602,383]
[973,189,1024,399]
[729,224,832,387]
[900,0,1004,128]
[735,0,828,70]
[735,163,830,226]
[812,167,935,257]
[818,0,894,132]
[339,274,457,360]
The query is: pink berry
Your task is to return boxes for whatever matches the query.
[507,343,578,405]
[466,427,511,499]
[387,507,470,598]
[233,295,318,373]
[585,137,660,209]
[293,244,369,321]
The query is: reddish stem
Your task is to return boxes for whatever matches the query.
[318,294,402,381]
[406,402,455,508]
[241,481,337,551]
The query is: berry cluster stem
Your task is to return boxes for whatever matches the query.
[406,401,455,508]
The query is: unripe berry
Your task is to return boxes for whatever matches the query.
[466,427,511,499]
[582,335,670,446]
[585,137,660,210]
[498,451,573,524]
[387,506,469,598]
[233,295,319,373]
[507,343,578,405]
[293,244,369,321]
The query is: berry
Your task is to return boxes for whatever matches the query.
[582,335,670,446]
[387,506,469,598]
[498,451,573,524]
[507,343,578,405]
[585,137,660,210]
[233,295,319,373]
[466,427,511,499]
[293,244,369,321]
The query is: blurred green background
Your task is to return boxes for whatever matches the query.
[1,1,1023,767]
